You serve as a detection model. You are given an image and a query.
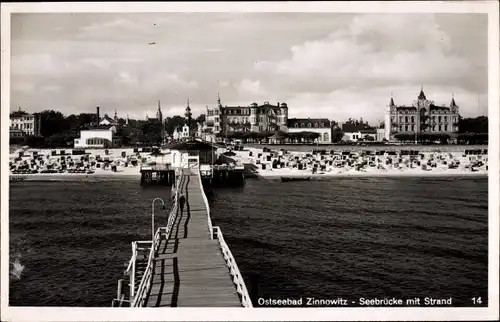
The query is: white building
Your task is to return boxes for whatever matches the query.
[376,128,386,142]
[74,125,120,148]
[172,125,190,140]
[10,108,41,136]
[341,123,377,142]
[286,118,332,144]
[168,140,218,168]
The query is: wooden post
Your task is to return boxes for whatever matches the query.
[117,279,123,299]
[130,242,136,299]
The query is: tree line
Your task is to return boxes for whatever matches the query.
[10,110,488,147]
[10,110,206,148]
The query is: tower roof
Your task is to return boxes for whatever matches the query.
[418,85,426,100]
[389,97,395,106]
[450,97,457,107]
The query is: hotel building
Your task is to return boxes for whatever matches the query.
[9,108,42,137]
[205,94,289,134]
[384,87,460,141]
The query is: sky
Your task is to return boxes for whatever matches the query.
[10,12,488,124]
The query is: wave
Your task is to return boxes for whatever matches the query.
[10,254,25,281]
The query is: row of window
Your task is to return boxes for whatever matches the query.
[393,116,458,124]
[213,116,286,124]
[11,123,33,129]
[293,122,326,128]
[86,138,105,145]
[396,125,454,132]
[396,108,456,115]
[208,108,286,116]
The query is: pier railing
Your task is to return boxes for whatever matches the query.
[132,178,180,307]
[212,226,253,308]
[197,169,251,307]
[198,169,214,239]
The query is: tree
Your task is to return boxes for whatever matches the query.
[142,121,163,145]
[66,114,79,130]
[39,110,70,137]
[195,114,206,125]
[117,118,126,127]
[164,115,186,135]
[78,113,97,128]
[459,116,488,133]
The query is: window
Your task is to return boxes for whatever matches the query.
[411,116,415,123]
[399,116,404,123]
[405,116,408,123]
[411,125,415,131]
[308,123,311,128]
[432,116,436,123]
[438,116,442,122]
[314,123,318,128]
[405,125,408,131]
[294,124,298,128]
[444,125,448,131]
[438,125,442,131]
[214,126,219,131]
[323,133,329,142]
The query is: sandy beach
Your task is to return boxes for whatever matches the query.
[9,147,159,181]
[229,146,488,179]
[9,145,488,181]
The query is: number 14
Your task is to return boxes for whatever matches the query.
[472,297,482,304]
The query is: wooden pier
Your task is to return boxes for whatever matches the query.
[140,164,176,186]
[203,165,245,186]
[115,164,252,307]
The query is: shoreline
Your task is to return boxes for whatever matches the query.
[256,171,488,179]
[10,173,141,182]
[9,171,487,182]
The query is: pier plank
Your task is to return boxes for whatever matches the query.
[144,172,241,307]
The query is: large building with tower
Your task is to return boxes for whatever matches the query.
[205,94,289,134]
[384,87,460,141]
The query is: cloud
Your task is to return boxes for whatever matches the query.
[257,14,482,93]
[236,79,267,96]
[9,13,488,122]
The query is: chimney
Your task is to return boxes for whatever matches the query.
[277,102,280,107]
[96,106,100,125]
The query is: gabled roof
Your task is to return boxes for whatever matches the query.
[101,115,114,122]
